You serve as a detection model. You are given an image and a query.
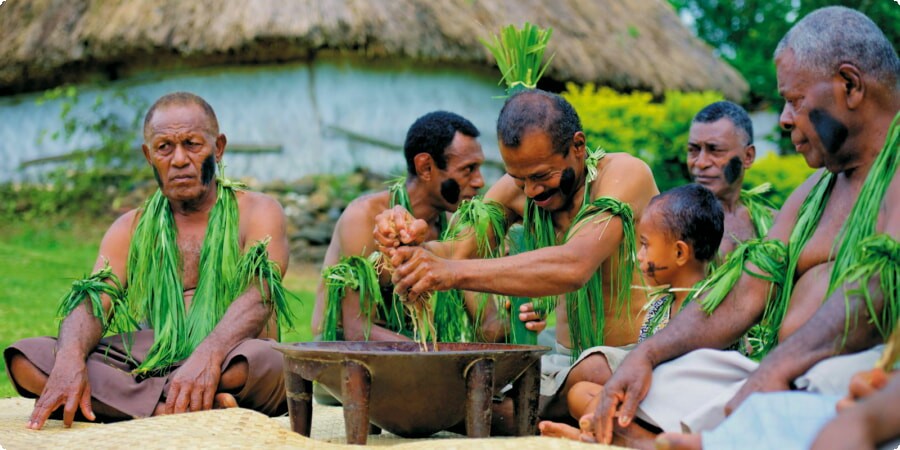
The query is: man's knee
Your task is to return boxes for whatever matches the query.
[220,357,249,391]
[8,352,47,395]
[568,354,612,387]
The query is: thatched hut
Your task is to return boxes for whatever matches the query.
[0,0,746,97]
[0,0,747,183]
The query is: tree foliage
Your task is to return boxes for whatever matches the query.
[669,0,900,109]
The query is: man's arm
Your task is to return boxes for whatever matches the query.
[164,193,289,414]
[29,211,135,430]
[325,200,411,342]
[390,157,654,299]
[724,182,900,414]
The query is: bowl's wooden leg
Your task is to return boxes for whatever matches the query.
[465,358,495,437]
[284,365,313,436]
[342,360,372,445]
[512,359,541,436]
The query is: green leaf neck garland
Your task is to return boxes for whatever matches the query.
[521,147,639,358]
[739,183,776,238]
[58,178,295,374]
[434,197,510,342]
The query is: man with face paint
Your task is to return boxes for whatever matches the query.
[585,7,900,448]
[310,111,500,345]
[5,92,295,429]
[374,89,659,427]
[688,101,774,258]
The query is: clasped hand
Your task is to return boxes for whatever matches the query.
[373,206,451,301]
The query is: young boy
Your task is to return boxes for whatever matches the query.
[539,183,724,440]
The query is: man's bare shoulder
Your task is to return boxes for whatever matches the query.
[339,190,392,226]
[106,208,140,239]
[773,168,827,224]
[592,152,658,216]
[236,190,286,218]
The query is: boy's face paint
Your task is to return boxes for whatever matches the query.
[637,207,679,286]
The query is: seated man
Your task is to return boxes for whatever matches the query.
[4,92,294,429]
[539,183,724,440]
[687,101,774,258]
[309,111,503,343]
[375,89,659,426]
[590,6,900,447]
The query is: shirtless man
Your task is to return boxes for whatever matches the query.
[376,89,658,425]
[588,7,900,447]
[309,111,498,342]
[4,92,292,429]
[688,101,773,257]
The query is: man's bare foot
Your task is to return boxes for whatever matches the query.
[213,393,238,409]
[539,420,583,440]
[656,432,702,450]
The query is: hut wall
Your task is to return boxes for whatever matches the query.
[0,58,508,184]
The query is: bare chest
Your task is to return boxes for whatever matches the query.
[795,184,883,276]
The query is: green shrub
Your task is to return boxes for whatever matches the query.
[744,153,816,207]
[563,84,723,191]
[2,86,148,220]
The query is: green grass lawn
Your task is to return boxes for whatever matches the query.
[0,216,317,398]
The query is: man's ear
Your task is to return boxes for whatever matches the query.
[743,143,756,168]
[413,153,434,181]
[836,63,864,110]
[674,240,691,267]
[572,131,587,158]
[215,134,227,162]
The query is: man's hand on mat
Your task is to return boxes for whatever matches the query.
[592,352,653,444]
[724,367,790,416]
[165,349,223,414]
[28,358,95,430]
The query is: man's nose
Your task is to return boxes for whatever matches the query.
[694,150,713,169]
[779,103,795,132]
[524,180,543,198]
[171,145,190,166]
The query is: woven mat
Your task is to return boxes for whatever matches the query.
[0,397,627,449]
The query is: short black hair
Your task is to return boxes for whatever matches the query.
[649,184,724,262]
[497,89,582,155]
[692,101,753,146]
[143,92,219,141]
[404,111,480,176]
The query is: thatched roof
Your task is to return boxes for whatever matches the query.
[0,0,748,99]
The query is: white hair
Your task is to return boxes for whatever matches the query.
[774,6,899,86]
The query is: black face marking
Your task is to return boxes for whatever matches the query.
[723,156,743,185]
[645,261,670,278]
[559,167,577,196]
[440,179,461,204]
[200,155,217,186]
[809,108,848,155]
[533,188,556,202]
